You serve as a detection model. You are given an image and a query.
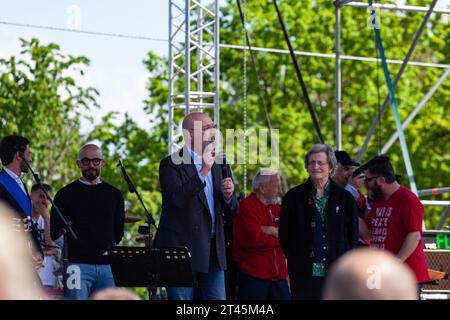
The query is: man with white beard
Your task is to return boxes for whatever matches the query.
[232,169,290,300]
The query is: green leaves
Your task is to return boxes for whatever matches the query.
[0,37,99,189]
[218,0,449,224]
[1,0,448,234]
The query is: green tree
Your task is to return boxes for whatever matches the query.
[87,51,170,229]
[0,38,99,189]
[218,0,449,228]
[135,0,449,228]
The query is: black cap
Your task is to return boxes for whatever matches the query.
[352,167,365,178]
[335,150,360,167]
[359,155,390,172]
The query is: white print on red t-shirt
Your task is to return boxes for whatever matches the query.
[370,207,393,249]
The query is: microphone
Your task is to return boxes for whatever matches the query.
[221,152,229,179]
[117,159,136,193]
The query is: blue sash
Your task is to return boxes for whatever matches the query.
[0,170,31,218]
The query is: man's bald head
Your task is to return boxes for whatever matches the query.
[182,112,216,154]
[182,112,211,130]
[323,248,418,300]
[78,143,103,160]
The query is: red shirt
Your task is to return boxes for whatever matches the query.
[232,193,288,280]
[365,185,429,283]
[356,190,367,219]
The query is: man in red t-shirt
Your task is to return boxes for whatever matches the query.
[359,156,429,288]
[232,169,290,300]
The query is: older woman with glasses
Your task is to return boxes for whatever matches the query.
[279,144,359,300]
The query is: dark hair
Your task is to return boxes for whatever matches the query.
[365,155,396,183]
[31,183,52,194]
[0,135,30,166]
[352,167,364,178]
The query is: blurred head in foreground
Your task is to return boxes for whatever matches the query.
[323,248,418,300]
[0,203,46,299]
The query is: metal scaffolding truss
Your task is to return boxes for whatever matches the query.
[334,0,449,160]
[334,0,450,228]
[168,0,219,153]
[168,0,449,228]
[345,1,450,14]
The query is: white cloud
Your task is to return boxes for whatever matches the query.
[82,57,151,133]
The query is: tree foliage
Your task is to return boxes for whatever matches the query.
[0,38,99,189]
[132,0,450,228]
[1,1,449,240]
[217,0,450,228]
[1,1,449,299]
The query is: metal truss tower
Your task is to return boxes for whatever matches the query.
[168,0,220,154]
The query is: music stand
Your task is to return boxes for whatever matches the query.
[105,246,194,299]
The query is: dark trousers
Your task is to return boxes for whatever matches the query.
[236,269,290,300]
[290,276,325,300]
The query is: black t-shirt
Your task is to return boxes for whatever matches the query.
[50,180,125,264]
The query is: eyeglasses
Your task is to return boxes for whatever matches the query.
[80,158,103,166]
[187,123,217,131]
[307,160,328,167]
[364,176,380,183]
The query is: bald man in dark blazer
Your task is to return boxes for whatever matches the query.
[155,112,238,300]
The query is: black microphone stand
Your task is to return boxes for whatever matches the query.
[117,159,158,299]
[21,155,77,296]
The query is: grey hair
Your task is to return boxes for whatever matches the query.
[252,168,279,192]
[304,144,337,175]
[78,143,103,160]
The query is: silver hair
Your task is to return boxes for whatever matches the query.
[252,168,279,192]
[304,144,337,175]
[78,143,103,160]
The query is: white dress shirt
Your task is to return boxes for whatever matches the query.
[3,166,27,195]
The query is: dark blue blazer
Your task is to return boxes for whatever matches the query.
[154,148,238,273]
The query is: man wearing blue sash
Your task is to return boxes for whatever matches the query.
[0,135,43,269]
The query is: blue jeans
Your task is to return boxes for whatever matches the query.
[65,263,115,300]
[167,270,226,300]
[167,239,226,300]
[237,269,291,300]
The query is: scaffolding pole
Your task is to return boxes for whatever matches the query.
[334,1,342,150]
[218,44,449,69]
[381,67,450,153]
[368,0,418,194]
[356,0,439,162]
[421,200,450,207]
[168,0,220,154]
[437,205,450,230]
[418,187,450,197]
[344,1,450,14]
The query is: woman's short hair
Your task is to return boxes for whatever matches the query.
[304,144,337,175]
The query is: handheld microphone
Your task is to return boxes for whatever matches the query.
[221,153,229,179]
